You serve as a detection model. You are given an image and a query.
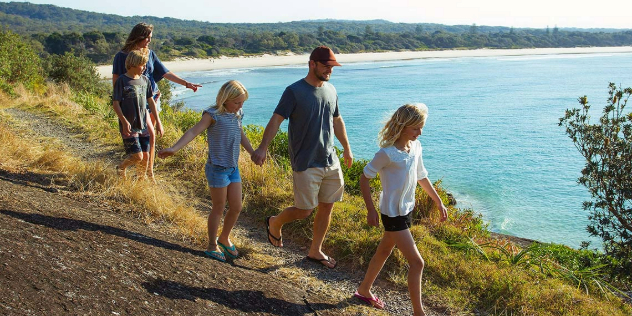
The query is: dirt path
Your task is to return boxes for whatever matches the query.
[0,168,346,315]
[0,107,437,315]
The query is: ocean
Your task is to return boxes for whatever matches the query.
[172,52,632,249]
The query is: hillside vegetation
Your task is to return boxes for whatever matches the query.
[1,26,631,315]
[1,2,632,64]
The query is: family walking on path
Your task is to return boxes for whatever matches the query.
[110,23,448,315]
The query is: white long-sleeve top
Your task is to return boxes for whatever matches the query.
[363,140,428,217]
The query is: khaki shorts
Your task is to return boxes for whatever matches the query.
[292,164,344,210]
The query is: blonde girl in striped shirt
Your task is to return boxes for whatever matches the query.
[158,80,254,262]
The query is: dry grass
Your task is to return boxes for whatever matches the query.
[0,87,373,313]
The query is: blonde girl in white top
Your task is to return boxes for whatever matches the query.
[354,103,448,316]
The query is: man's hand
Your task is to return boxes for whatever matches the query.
[343,148,354,168]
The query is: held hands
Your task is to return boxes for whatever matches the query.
[250,147,267,166]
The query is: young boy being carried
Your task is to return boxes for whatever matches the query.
[112,48,163,178]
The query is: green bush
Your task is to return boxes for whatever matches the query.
[243,124,291,169]
[0,28,44,95]
[157,79,173,105]
[339,157,380,196]
[160,101,202,134]
[45,52,108,95]
[71,91,113,120]
[531,243,610,272]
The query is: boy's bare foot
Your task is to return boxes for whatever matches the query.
[116,165,126,178]
[147,175,157,184]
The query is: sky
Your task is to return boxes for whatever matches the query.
[3,0,632,29]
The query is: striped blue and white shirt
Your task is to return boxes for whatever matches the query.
[204,107,243,168]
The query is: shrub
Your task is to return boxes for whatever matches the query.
[339,157,381,196]
[160,101,202,134]
[0,28,44,95]
[45,52,109,95]
[244,125,291,169]
[157,79,173,105]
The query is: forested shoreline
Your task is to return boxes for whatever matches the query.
[2,1,632,64]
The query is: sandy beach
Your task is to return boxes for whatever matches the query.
[97,46,632,79]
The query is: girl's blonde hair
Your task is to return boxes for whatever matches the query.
[212,80,249,114]
[378,103,428,148]
[124,48,149,70]
[122,23,153,53]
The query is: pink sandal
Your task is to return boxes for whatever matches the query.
[354,291,385,309]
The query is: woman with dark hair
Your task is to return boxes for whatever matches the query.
[112,22,202,180]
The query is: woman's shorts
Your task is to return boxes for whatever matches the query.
[381,212,413,232]
[122,136,150,155]
[205,163,241,188]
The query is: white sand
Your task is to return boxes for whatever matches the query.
[97,46,632,79]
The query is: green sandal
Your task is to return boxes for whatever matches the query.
[204,250,226,262]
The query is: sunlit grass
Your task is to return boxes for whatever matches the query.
[1,86,630,316]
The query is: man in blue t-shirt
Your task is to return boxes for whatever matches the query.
[252,46,353,269]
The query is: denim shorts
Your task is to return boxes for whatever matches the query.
[381,212,413,232]
[205,163,241,188]
[122,135,150,155]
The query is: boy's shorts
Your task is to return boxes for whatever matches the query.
[205,163,241,188]
[381,212,413,232]
[292,164,344,210]
[122,136,150,155]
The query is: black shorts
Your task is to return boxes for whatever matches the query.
[122,136,150,155]
[381,212,413,232]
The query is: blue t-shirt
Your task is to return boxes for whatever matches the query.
[112,50,168,96]
[274,79,340,172]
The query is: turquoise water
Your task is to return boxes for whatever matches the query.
[173,52,632,249]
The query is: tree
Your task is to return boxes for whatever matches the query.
[45,52,107,95]
[0,28,43,95]
[197,35,215,46]
[559,83,632,279]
